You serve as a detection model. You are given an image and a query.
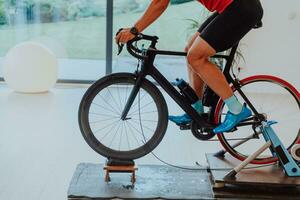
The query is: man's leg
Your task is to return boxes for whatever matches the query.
[168,32,205,125]
[187,36,251,133]
[186,32,205,99]
[187,36,232,100]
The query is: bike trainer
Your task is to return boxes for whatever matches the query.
[68,121,300,199]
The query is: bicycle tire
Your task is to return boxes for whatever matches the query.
[78,73,168,160]
[215,75,300,164]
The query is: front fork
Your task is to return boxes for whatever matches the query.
[120,71,145,120]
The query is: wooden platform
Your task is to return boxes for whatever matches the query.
[206,153,300,199]
[103,164,138,184]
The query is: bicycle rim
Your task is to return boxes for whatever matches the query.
[79,73,168,160]
[215,75,300,164]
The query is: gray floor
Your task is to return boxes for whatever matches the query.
[0,79,298,200]
[0,84,220,200]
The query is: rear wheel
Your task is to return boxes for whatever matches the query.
[215,75,300,164]
[78,73,168,160]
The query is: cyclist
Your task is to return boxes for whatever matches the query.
[115,0,264,133]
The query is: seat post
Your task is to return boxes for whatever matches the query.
[223,43,239,83]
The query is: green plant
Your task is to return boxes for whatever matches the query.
[0,0,7,25]
[39,0,53,22]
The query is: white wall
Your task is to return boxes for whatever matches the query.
[240,0,300,89]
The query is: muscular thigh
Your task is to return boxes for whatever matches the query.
[185,32,200,52]
[188,36,216,61]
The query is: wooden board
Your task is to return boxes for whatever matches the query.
[206,153,300,199]
[68,163,213,200]
[103,165,138,183]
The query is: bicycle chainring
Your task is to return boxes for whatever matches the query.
[191,121,215,141]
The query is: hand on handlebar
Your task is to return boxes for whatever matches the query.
[115,28,159,59]
[115,28,136,45]
[115,28,136,55]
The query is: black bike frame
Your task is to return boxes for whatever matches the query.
[121,42,264,130]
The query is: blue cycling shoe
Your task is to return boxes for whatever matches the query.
[168,113,192,125]
[213,104,252,134]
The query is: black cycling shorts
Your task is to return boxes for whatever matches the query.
[198,0,264,53]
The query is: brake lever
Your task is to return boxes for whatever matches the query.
[116,28,124,55]
[117,43,124,55]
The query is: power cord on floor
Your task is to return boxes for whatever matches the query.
[137,86,277,172]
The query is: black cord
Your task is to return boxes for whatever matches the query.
[136,78,276,171]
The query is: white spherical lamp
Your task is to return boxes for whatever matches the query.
[3,42,58,93]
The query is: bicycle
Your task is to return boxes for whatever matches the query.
[78,23,300,165]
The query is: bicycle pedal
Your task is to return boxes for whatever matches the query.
[179,123,191,130]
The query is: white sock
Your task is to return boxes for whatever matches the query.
[224,95,243,114]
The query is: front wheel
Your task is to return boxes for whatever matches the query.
[215,75,300,164]
[78,73,168,160]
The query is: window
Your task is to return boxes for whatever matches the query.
[0,0,107,81]
[0,0,207,82]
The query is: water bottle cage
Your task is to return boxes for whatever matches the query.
[175,79,198,105]
[179,86,196,104]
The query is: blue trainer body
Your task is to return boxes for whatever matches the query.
[213,104,252,134]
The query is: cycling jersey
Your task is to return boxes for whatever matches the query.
[197,0,233,13]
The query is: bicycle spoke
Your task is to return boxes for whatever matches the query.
[89,116,120,124]
[130,110,158,116]
[89,117,119,124]
[131,118,158,123]
[129,101,155,116]
[106,87,122,114]
[127,120,149,142]
[125,120,144,146]
[124,84,129,107]
[91,102,118,115]
[108,121,122,148]
[118,122,124,151]
[124,121,131,150]
[98,119,121,142]
[116,84,123,110]
[93,119,120,135]
[97,93,121,115]
[130,119,155,133]
[89,112,119,118]
[128,91,147,116]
